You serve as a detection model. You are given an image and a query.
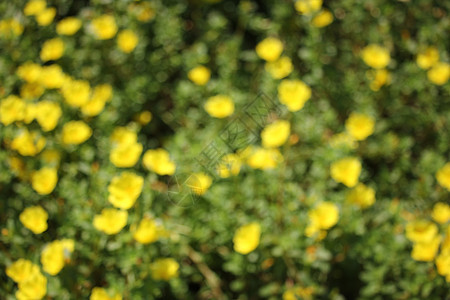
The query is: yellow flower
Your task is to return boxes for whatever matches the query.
[62,121,92,145]
[117,29,139,53]
[23,103,37,124]
[24,0,46,16]
[35,101,62,131]
[265,56,293,79]
[56,17,82,35]
[40,239,73,276]
[204,95,234,118]
[19,206,48,234]
[436,163,450,191]
[91,15,118,40]
[8,156,27,179]
[110,141,143,168]
[133,217,165,244]
[256,37,283,62]
[308,202,339,231]
[39,64,66,89]
[367,69,391,91]
[40,38,65,62]
[330,157,361,187]
[278,79,312,112]
[81,97,106,116]
[93,208,128,235]
[261,120,290,148]
[142,148,176,175]
[283,289,297,300]
[110,127,137,146]
[17,62,42,83]
[247,147,283,170]
[24,106,38,122]
[150,258,179,280]
[108,172,144,209]
[20,82,45,99]
[0,19,24,38]
[442,227,450,254]
[135,110,152,125]
[283,287,314,300]
[61,78,91,107]
[24,105,40,123]
[345,112,375,141]
[31,167,58,195]
[11,129,46,156]
[24,104,37,121]
[23,107,37,122]
[416,47,439,69]
[36,7,56,26]
[431,202,450,224]
[15,271,47,300]
[411,235,441,262]
[6,259,40,283]
[90,287,122,300]
[188,66,211,86]
[405,220,438,243]
[41,241,64,275]
[81,84,113,116]
[329,132,357,149]
[217,153,241,178]
[427,62,450,85]
[295,0,322,14]
[361,44,390,69]
[311,9,333,28]
[92,83,113,102]
[436,252,450,277]
[305,224,328,239]
[0,95,25,125]
[237,145,254,161]
[346,183,375,208]
[186,172,212,195]
[233,222,261,254]
[135,2,155,22]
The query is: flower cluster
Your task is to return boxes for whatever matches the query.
[1,0,449,298]
[305,202,339,239]
[405,202,450,282]
[295,0,333,28]
[361,44,391,91]
[6,259,47,300]
[416,47,450,85]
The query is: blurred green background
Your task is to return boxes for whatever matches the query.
[1,0,449,299]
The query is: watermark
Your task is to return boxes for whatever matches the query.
[166,92,284,207]
[166,172,201,208]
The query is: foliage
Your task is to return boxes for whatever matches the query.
[0,0,449,299]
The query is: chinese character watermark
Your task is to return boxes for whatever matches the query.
[166,92,284,207]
